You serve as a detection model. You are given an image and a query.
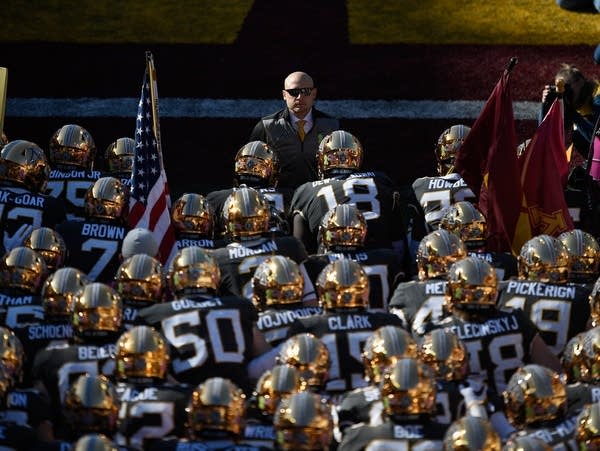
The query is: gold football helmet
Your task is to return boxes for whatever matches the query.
[418,328,468,381]
[362,325,418,384]
[318,204,367,251]
[518,235,570,283]
[502,436,551,451]
[63,374,118,434]
[171,193,214,238]
[443,416,501,451]
[558,229,600,282]
[167,246,220,298]
[41,266,88,321]
[72,282,122,339]
[115,325,169,381]
[222,186,270,239]
[84,176,128,222]
[115,254,165,305]
[381,358,437,417]
[73,434,119,451]
[561,332,587,383]
[591,278,600,328]
[316,259,369,310]
[104,137,135,176]
[317,130,363,179]
[503,364,567,428]
[72,434,119,451]
[187,377,246,438]
[581,327,600,383]
[49,123,96,170]
[252,255,304,310]
[439,201,487,251]
[416,229,467,280]
[23,227,67,271]
[254,364,303,416]
[0,327,24,388]
[576,401,600,451]
[0,246,48,294]
[273,391,333,451]
[435,124,470,176]
[0,140,50,193]
[234,141,279,187]
[277,333,330,390]
[446,256,498,311]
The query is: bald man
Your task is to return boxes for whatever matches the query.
[249,71,340,190]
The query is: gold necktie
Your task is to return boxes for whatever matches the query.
[297,119,306,141]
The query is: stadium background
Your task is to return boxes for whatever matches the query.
[1,0,599,197]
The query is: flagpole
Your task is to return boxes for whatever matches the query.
[145,51,164,171]
[504,57,518,75]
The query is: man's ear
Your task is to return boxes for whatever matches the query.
[312,87,318,99]
[282,90,287,100]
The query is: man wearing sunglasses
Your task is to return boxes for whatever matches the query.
[249,71,339,190]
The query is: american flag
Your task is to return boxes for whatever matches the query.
[128,64,176,265]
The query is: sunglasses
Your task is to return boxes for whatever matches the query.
[285,87,314,97]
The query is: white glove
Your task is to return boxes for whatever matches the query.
[3,224,34,252]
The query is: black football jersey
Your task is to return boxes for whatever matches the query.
[257,305,322,347]
[497,280,591,356]
[339,419,446,451]
[287,310,403,393]
[0,388,52,429]
[429,308,538,395]
[469,250,518,281]
[46,168,102,221]
[0,292,44,329]
[115,381,193,449]
[57,219,128,282]
[508,414,579,450]
[567,382,600,413]
[175,235,227,251]
[148,439,272,451]
[212,236,309,300]
[388,279,448,336]
[0,185,66,241]
[303,249,403,312]
[411,172,476,232]
[0,420,37,450]
[290,171,405,251]
[138,296,258,392]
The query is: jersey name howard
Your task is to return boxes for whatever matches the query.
[427,178,470,190]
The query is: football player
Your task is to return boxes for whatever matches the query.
[171,192,226,250]
[137,246,271,393]
[273,391,335,451]
[412,124,476,232]
[303,204,406,311]
[252,255,322,347]
[276,332,330,393]
[113,253,166,330]
[290,130,407,258]
[439,200,518,280]
[442,416,501,450]
[57,176,130,282]
[103,137,134,187]
[31,282,122,439]
[212,185,315,303]
[388,229,467,336]
[338,358,448,450]
[558,228,600,284]
[23,227,67,272]
[0,140,66,252]
[503,364,579,449]
[72,434,121,451]
[286,259,404,395]
[425,257,560,398]
[497,234,592,356]
[337,326,417,433]
[206,140,293,237]
[114,325,193,449]
[46,124,102,221]
[575,401,600,450]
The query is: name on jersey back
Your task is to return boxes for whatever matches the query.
[81,223,125,240]
[427,178,469,190]
[505,281,577,299]
[328,315,372,330]
[0,191,45,207]
[228,240,278,259]
[50,169,101,179]
[450,316,519,340]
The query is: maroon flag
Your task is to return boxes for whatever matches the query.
[455,60,531,254]
[519,97,573,236]
[128,53,177,264]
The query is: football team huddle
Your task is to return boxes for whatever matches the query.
[0,124,597,450]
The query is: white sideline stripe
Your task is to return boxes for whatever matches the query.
[6,98,540,120]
